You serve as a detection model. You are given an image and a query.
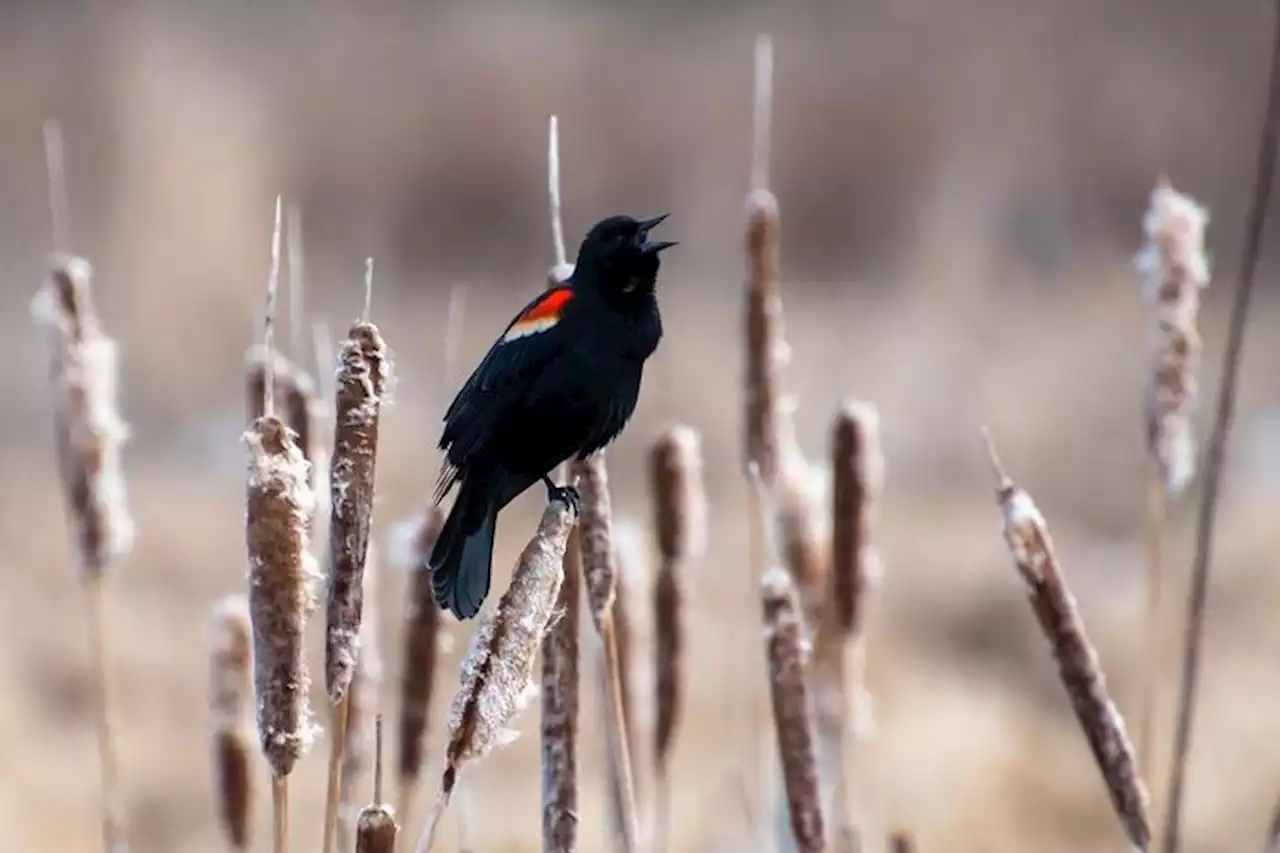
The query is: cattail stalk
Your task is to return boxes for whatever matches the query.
[812,402,883,844]
[340,545,386,849]
[984,433,1150,851]
[413,497,577,853]
[574,452,641,853]
[323,261,391,853]
[395,506,445,827]
[209,596,255,850]
[650,426,706,853]
[245,197,320,853]
[540,111,582,853]
[36,123,134,853]
[1133,181,1210,809]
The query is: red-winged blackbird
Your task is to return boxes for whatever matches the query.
[429,213,676,619]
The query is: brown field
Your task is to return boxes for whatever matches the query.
[3,3,1280,852]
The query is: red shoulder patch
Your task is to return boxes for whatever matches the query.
[504,288,574,341]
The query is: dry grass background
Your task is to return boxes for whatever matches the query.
[5,2,1280,851]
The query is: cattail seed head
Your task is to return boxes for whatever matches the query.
[32,255,134,576]
[442,499,575,782]
[355,805,398,853]
[247,346,319,489]
[744,189,790,488]
[830,401,884,637]
[209,595,255,850]
[1136,179,1211,495]
[574,453,618,630]
[245,415,321,778]
[326,317,391,703]
[987,438,1150,851]
[762,566,826,853]
[394,504,445,786]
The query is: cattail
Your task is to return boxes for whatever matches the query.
[394,503,445,824]
[338,545,386,849]
[984,433,1150,851]
[1137,179,1210,496]
[209,596,255,850]
[1134,180,1210,803]
[541,521,581,853]
[574,452,641,852]
[888,831,916,853]
[649,426,705,852]
[413,497,577,853]
[323,261,391,853]
[762,566,826,853]
[245,197,319,853]
[33,256,135,576]
[812,402,883,843]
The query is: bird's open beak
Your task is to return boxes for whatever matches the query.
[638,213,677,253]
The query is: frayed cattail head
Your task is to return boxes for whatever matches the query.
[395,505,445,791]
[414,498,576,853]
[209,595,255,850]
[1136,179,1211,495]
[575,453,618,629]
[32,254,134,576]
[649,425,705,775]
[326,310,391,703]
[541,523,581,853]
[245,415,320,778]
[985,434,1150,850]
[762,566,825,853]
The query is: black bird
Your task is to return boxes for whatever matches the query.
[428,213,676,619]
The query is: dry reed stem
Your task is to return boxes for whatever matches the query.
[413,498,577,853]
[394,505,445,825]
[541,111,581,853]
[650,425,705,853]
[761,565,826,853]
[984,434,1150,851]
[209,596,255,850]
[573,452,641,853]
[339,545,386,848]
[323,266,391,853]
[812,402,883,844]
[1134,180,1210,813]
[33,252,136,852]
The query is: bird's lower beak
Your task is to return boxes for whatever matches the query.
[644,240,678,254]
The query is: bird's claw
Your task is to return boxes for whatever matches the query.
[546,482,582,516]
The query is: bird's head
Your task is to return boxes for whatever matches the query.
[571,213,676,302]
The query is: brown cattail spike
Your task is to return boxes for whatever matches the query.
[326,292,391,702]
[209,596,255,850]
[355,806,398,853]
[395,505,445,820]
[830,402,882,636]
[984,434,1151,851]
[541,521,581,853]
[762,567,826,853]
[1136,180,1210,495]
[414,496,577,853]
[33,256,135,577]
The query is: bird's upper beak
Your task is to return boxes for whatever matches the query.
[638,213,678,254]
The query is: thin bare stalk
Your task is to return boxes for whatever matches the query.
[413,497,578,853]
[246,197,320,853]
[574,452,640,853]
[209,596,255,850]
[357,716,399,853]
[984,432,1150,851]
[341,545,386,848]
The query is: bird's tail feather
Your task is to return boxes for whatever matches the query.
[429,478,497,620]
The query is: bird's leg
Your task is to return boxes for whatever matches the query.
[541,473,581,515]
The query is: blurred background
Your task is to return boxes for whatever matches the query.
[3,1,1280,851]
